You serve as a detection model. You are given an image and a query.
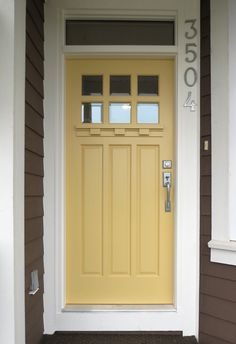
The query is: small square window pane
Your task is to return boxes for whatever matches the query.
[109,103,131,123]
[82,76,103,95]
[81,103,102,123]
[138,76,159,95]
[110,76,131,95]
[137,103,159,124]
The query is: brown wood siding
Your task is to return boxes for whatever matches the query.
[199,1,236,343]
[25,0,44,343]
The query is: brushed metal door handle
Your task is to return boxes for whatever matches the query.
[163,172,171,212]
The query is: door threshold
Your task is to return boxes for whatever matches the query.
[63,304,176,312]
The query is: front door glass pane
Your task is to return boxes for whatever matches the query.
[137,103,159,123]
[82,75,103,95]
[109,103,131,123]
[82,103,103,123]
[110,76,131,95]
[138,76,159,95]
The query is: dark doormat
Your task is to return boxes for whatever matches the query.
[42,333,198,344]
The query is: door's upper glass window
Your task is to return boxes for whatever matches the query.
[137,103,159,123]
[82,75,103,96]
[110,76,131,95]
[109,103,131,123]
[82,102,103,123]
[138,76,159,96]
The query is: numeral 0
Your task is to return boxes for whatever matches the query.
[184,67,197,87]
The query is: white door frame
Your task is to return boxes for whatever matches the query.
[44,0,200,337]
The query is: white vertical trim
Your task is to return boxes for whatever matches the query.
[0,0,26,343]
[228,0,236,241]
[44,0,200,336]
[43,1,59,333]
[211,0,229,242]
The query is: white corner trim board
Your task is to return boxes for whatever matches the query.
[0,0,26,343]
[44,0,200,337]
[211,0,236,265]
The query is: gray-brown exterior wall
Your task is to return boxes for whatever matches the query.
[199,1,236,343]
[25,0,45,343]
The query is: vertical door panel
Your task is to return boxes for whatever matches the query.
[81,145,103,275]
[109,145,131,275]
[136,145,160,276]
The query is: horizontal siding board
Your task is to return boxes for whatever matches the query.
[25,81,44,117]
[25,196,44,220]
[26,0,44,38]
[25,150,44,177]
[25,174,44,196]
[200,294,236,324]
[25,127,44,156]
[201,16,210,39]
[201,115,211,136]
[201,255,236,281]
[26,301,43,338]
[25,237,44,267]
[200,196,211,216]
[201,36,210,57]
[199,333,233,344]
[25,303,44,344]
[26,34,44,78]
[201,95,211,116]
[199,314,236,344]
[200,176,211,196]
[201,76,211,97]
[201,56,210,77]
[201,1,210,18]
[200,235,211,256]
[201,275,236,302]
[200,156,211,176]
[33,0,44,22]
[26,13,44,59]
[200,215,211,236]
[25,217,44,244]
[26,58,44,98]
[25,276,44,312]
[25,104,44,137]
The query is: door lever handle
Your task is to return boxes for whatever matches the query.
[163,172,171,212]
[165,181,171,212]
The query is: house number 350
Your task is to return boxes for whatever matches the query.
[184,19,198,111]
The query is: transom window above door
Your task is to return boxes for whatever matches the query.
[80,74,160,125]
[65,20,175,46]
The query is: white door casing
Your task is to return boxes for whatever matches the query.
[44,0,200,336]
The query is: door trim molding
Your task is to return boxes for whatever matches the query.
[44,0,200,337]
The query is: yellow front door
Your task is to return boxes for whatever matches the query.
[66,58,174,304]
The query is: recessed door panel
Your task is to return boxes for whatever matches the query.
[109,145,131,276]
[81,145,103,275]
[137,145,160,276]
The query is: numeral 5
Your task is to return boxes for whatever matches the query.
[185,43,197,63]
